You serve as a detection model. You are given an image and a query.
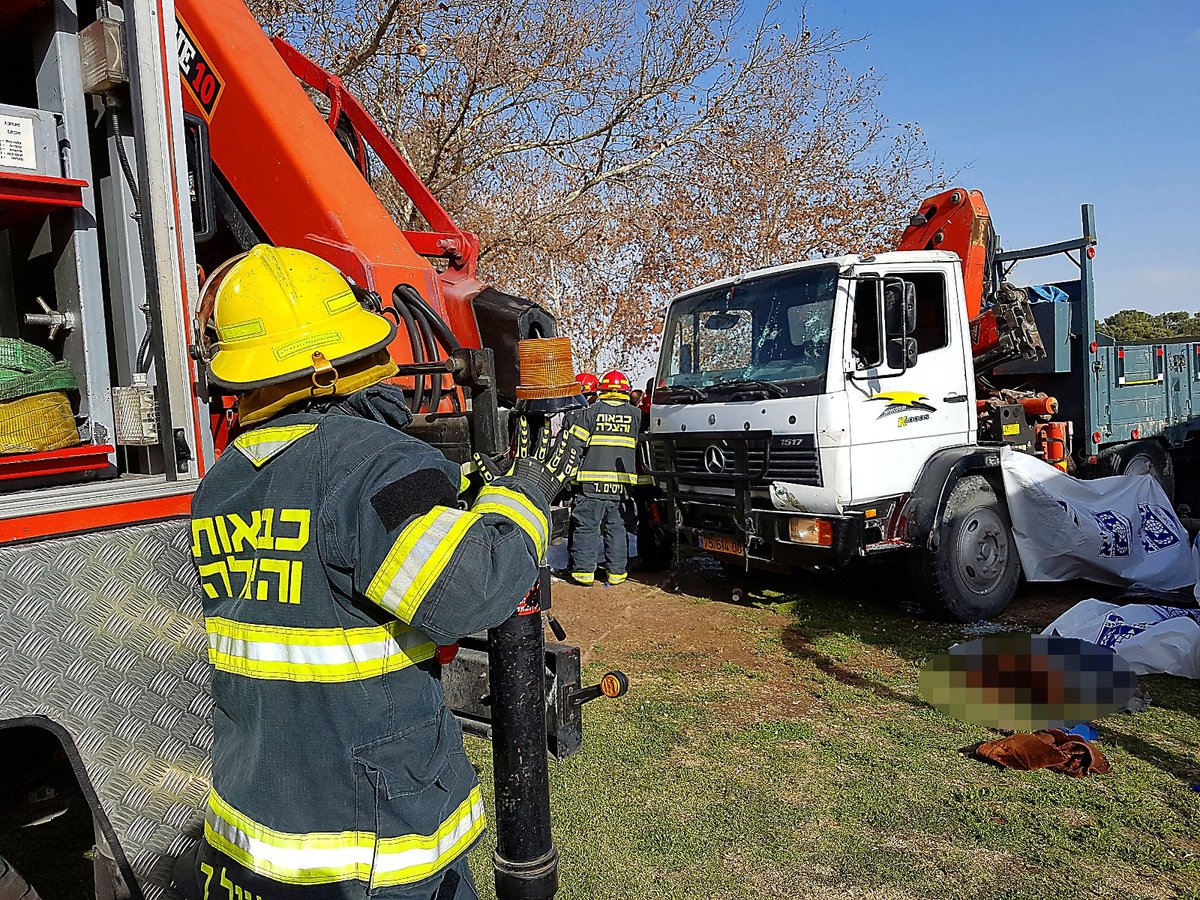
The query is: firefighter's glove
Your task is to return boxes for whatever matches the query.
[472,414,589,505]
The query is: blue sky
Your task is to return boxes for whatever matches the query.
[771,0,1200,317]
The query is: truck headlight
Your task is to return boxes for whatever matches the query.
[788,516,832,546]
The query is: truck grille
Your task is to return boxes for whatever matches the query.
[646,433,821,487]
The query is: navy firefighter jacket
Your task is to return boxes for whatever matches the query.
[189,385,549,896]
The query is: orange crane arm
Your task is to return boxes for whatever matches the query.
[174,0,483,351]
[897,187,1043,371]
[896,187,993,319]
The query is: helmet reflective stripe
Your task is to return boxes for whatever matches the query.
[205,617,436,683]
[204,245,396,391]
[204,787,485,886]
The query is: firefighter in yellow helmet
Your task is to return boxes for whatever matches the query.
[178,245,587,900]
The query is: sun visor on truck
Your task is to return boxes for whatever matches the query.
[472,287,558,405]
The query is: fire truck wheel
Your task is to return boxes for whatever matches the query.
[1111,441,1175,502]
[909,475,1020,622]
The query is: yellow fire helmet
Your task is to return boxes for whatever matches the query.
[201,245,396,391]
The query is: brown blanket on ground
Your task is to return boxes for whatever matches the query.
[975,729,1110,777]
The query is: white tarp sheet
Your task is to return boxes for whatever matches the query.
[1042,599,1200,678]
[1000,449,1194,590]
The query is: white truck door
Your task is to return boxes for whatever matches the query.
[844,266,975,502]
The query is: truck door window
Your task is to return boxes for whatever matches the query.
[908,272,949,353]
[852,280,883,368]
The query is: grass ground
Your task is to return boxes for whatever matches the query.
[465,562,1200,900]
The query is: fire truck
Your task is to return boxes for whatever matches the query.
[0,1,619,896]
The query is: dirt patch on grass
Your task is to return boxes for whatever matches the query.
[997,580,1118,630]
[549,573,776,670]
[549,571,816,721]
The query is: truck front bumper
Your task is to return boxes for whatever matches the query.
[672,496,864,570]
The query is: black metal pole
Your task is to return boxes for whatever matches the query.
[488,567,558,900]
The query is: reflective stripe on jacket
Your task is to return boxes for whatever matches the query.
[570,398,642,496]
[189,386,548,896]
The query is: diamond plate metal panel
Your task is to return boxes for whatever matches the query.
[0,520,210,899]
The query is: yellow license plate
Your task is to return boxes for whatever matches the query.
[699,533,744,557]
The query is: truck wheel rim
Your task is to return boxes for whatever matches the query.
[1123,454,1154,478]
[957,508,1008,595]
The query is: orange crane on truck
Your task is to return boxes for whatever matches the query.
[0,1,621,897]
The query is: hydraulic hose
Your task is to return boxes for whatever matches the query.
[392,285,465,413]
[390,296,426,414]
[395,284,462,352]
[107,96,157,375]
[412,306,442,413]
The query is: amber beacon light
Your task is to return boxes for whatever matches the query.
[514,337,588,413]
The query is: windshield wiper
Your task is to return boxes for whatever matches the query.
[709,378,787,398]
[662,385,709,402]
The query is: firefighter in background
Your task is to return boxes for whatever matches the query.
[179,246,588,900]
[576,371,599,404]
[568,370,641,586]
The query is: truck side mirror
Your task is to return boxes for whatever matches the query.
[883,278,918,372]
[883,279,916,338]
[183,113,217,243]
[886,337,918,370]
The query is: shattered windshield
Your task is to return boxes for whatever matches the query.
[657,264,838,395]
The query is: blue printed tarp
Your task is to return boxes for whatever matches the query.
[1043,599,1200,678]
[1001,448,1194,591]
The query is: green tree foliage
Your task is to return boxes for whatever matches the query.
[1097,309,1200,342]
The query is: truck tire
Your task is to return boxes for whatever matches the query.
[909,475,1020,622]
[1111,440,1175,502]
[0,856,43,900]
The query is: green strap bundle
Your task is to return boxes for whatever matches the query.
[0,337,78,403]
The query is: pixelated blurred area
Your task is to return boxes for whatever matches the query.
[919,633,1139,731]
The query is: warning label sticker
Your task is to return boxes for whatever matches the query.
[0,116,37,170]
[177,17,224,119]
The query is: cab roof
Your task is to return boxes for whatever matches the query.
[668,250,962,304]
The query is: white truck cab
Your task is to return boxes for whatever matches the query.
[644,251,1016,620]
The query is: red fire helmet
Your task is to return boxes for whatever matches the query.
[575,372,600,393]
[599,370,631,396]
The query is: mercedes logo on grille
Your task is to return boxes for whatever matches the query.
[704,444,728,474]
